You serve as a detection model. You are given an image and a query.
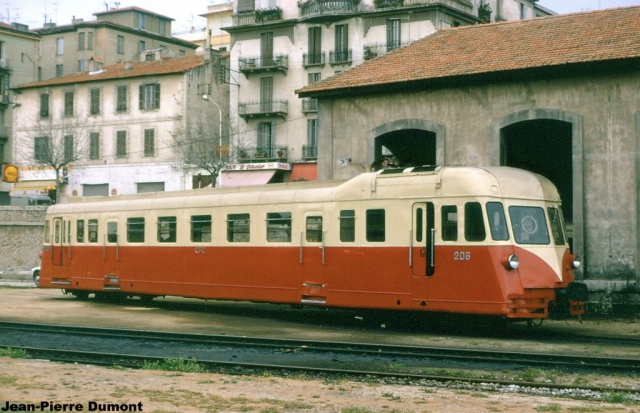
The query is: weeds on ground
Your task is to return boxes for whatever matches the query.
[0,347,30,359]
[140,358,206,373]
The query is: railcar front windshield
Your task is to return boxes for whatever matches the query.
[508,206,550,245]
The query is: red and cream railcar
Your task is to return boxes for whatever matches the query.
[39,166,586,320]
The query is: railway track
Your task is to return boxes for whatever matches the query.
[0,321,638,397]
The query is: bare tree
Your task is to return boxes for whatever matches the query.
[15,109,92,203]
[169,111,247,188]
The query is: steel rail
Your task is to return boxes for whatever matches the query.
[1,321,639,373]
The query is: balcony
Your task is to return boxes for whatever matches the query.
[302,52,325,68]
[302,98,318,114]
[302,145,317,160]
[239,54,288,76]
[329,49,352,66]
[299,0,358,21]
[373,0,472,13]
[238,146,288,163]
[363,41,411,60]
[232,7,283,26]
[238,99,288,119]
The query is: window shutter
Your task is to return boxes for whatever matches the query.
[139,85,144,110]
[154,84,160,109]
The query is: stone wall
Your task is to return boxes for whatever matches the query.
[0,206,46,270]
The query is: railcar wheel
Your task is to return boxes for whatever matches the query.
[32,270,40,286]
[527,318,544,328]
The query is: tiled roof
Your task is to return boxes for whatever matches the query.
[13,55,207,89]
[297,6,640,97]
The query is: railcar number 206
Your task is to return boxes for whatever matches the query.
[454,251,471,261]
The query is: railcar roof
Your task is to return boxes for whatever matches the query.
[47,166,560,215]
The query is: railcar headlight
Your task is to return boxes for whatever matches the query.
[571,254,581,269]
[501,254,519,270]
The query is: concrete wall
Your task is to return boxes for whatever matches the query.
[317,70,639,293]
[0,206,46,270]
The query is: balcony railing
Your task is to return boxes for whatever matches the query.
[299,0,358,18]
[239,55,288,76]
[329,49,352,65]
[302,145,317,160]
[232,7,283,26]
[238,146,288,162]
[302,52,325,68]
[373,0,472,13]
[302,98,318,114]
[363,41,411,60]
[238,99,288,119]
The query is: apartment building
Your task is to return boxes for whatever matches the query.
[223,0,551,182]
[36,7,198,81]
[0,22,40,204]
[174,1,234,53]
[11,51,228,202]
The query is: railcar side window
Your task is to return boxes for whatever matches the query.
[267,212,292,242]
[548,207,565,245]
[227,213,250,242]
[339,210,355,242]
[127,217,145,243]
[107,222,118,243]
[486,202,509,241]
[191,215,211,242]
[441,205,458,241]
[77,220,85,243]
[306,216,323,242]
[509,206,550,245]
[464,202,486,242]
[366,209,385,242]
[157,216,177,243]
[44,221,51,244]
[88,219,98,243]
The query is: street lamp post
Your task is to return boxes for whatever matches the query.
[201,94,222,152]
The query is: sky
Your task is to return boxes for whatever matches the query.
[2,0,640,34]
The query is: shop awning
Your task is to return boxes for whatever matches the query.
[289,163,317,182]
[220,170,276,187]
[10,180,57,195]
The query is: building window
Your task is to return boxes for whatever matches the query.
[127,218,145,243]
[387,19,401,51]
[366,209,385,242]
[308,72,321,84]
[266,212,292,242]
[116,85,128,112]
[77,59,84,72]
[138,40,146,53]
[261,32,273,61]
[159,20,166,36]
[39,93,49,117]
[335,24,349,62]
[257,122,274,155]
[138,13,147,30]
[89,132,100,160]
[34,136,50,162]
[308,27,322,65]
[87,32,94,50]
[117,35,125,54]
[143,129,155,156]
[307,119,317,155]
[139,83,160,110]
[89,88,101,115]
[56,64,63,77]
[37,67,42,81]
[56,37,64,55]
[227,213,250,242]
[78,32,85,50]
[116,130,127,157]
[190,215,212,242]
[63,135,74,163]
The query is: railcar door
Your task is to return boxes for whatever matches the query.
[102,220,120,291]
[299,212,326,305]
[411,203,435,302]
[411,202,435,277]
[52,217,71,266]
